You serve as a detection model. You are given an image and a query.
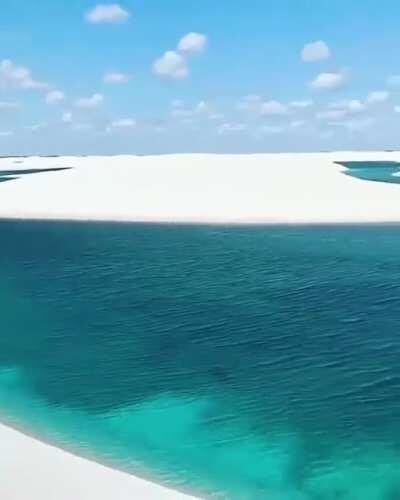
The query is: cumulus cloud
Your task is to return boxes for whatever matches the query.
[75,93,104,108]
[111,118,136,128]
[290,100,313,108]
[0,59,49,91]
[218,123,246,134]
[46,90,65,104]
[62,112,72,123]
[177,33,208,54]
[366,91,389,103]
[0,130,13,137]
[153,51,188,80]
[0,101,20,110]
[236,94,263,111]
[310,71,346,91]
[316,109,347,120]
[301,41,331,62]
[104,72,131,84]
[86,4,130,24]
[259,125,285,135]
[260,100,287,116]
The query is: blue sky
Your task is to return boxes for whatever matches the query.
[0,0,400,154]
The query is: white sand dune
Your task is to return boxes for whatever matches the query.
[0,423,196,500]
[0,151,399,223]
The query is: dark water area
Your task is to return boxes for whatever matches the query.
[1,220,400,499]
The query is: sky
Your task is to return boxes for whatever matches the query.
[1,0,400,155]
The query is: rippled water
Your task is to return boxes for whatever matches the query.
[1,221,400,499]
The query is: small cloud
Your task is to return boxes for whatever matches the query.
[0,130,13,137]
[177,33,208,54]
[0,101,20,110]
[218,122,246,134]
[46,90,65,104]
[259,125,284,135]
[290,100,313,108]
[86,4,130,24]
[236,94,263,111]
[104,72,131,84]
[330,117,374,133]
[260,100,287,116]
[394,106,400,113]
[301,41,331,62]
[153,51,188,80]
[111,118,136,128]
[290,120,305,129]
[62,112,72,123]
[71,123,92,131]
[366,90,389,104]
[310,71,346,91]
[0,59,49,91]
[347,99,366,113]
[387,75,400,87]
[316,109,347,120]
[75,93,104,108]
[25,123,47,132]
[171,99,184,108]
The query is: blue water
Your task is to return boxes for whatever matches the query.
[337,161,400,185]
[1,220,400,499]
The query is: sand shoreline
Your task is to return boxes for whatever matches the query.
[0,422,198,500]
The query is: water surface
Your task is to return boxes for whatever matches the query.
[1,221,400,499]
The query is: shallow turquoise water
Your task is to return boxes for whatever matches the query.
[1,221,400,499]
[337,161,400,184]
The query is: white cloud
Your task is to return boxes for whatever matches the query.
[104,72,131,84]
[86,4,130,24]
[218,123,246,134]
[260,100,287,116]
[301,41,331,63]
[0,101,20,110]
[62,112,72,123]
[111,118,136,128]
[387,75,400,87]
[290,100,313,108]
[394,106,400,113]
[177,33,208,54]
[75,93,104,108]
[71,123,92,131]
[153,51,188,80]
[347,99,366,113]
[237,94,263,111]
[310,71,346,91]
[46,90,65,104]
[330,117,374,133]
[0,59,49,91]
[290,120,305,129]
[25,123,47,132]
[259,125,284,135]
[171,99,184,108]
[367,91,389,104]
[0,130,13,137]
[316,109,347,120]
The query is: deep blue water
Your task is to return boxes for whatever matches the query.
[1,220,400,499]
[336,161,400,184]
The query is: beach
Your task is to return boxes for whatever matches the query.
[0,423,196,500]
[0,151,400,224]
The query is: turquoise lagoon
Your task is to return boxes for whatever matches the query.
[1,220,400,499]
